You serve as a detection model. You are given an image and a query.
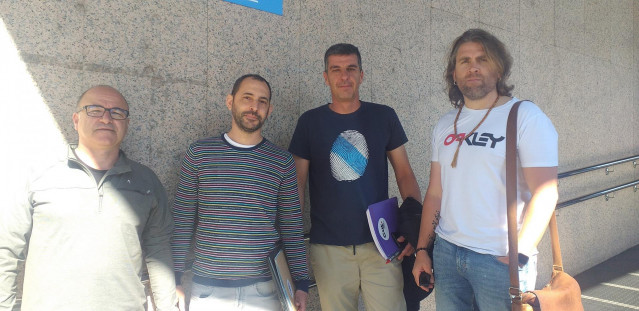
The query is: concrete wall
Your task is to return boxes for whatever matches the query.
[1,1,638,310]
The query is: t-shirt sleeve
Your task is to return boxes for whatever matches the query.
[386,108,409,151]
[431,123,440,163]
[288,113,310,160]
[518,103,558,167]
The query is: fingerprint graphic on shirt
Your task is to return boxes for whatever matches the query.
[330,130,369,181]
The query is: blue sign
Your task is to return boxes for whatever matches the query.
[224,0,283,15]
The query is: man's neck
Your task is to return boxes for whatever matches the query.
[463,92,510,110]
[74,144,120,170]
[329,99,361,114]
[226,127,263,146]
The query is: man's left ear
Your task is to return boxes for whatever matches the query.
[225,94,233,111]
[267,102,274,117]
[72,112,79,131]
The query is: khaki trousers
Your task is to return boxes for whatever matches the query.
[310,243,406,311]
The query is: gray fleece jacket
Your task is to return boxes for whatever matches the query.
[0,145,177,310]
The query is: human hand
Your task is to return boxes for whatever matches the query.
[294,289,308,311]
[412,250,434,292]
[396,236,414,260]
[496,256,509,265]
[176,284,187,311]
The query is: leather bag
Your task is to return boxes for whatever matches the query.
[506,101,584,311]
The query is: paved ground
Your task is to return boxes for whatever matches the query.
[574,244,639,311]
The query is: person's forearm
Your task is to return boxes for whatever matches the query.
[396,173,421,202]
[387,145,421,202]
[280,169,311,284]
[416,162,442,251]
[0,182,33,310]
[172,195,197,270]
[517,167,559,256]
[0,255,20,310]
[173,150,200,271]
[518,186,558,255]
[296,181,305,211]
[146,242,178,310]
[412,163,441,288]
[145,189,178,310]
[280,227,310,283]
[293,156,309,212]
[416,195,441,250]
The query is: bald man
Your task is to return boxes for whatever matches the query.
[0,86,177,310]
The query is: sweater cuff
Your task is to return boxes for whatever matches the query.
[294,279,310,293]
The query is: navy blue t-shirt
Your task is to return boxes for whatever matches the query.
[289,101,408,245]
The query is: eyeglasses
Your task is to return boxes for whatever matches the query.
[78,105,129,120]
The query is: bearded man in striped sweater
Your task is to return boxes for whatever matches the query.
[172,74,310,311]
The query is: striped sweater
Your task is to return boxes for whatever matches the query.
[172,135,310,291]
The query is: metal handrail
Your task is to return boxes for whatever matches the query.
[556,154,639,209]
[558,155,639,178]
[556,180,639,209]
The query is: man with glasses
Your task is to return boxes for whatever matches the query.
[0,85,177,310]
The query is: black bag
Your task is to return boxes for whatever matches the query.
[398,197,432,310]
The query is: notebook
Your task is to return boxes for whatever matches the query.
[366,197,401,261]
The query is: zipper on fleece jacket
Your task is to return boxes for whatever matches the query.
[98,187,104,213]
[69,157,105,213]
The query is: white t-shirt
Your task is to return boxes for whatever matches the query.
[432,98,558,256]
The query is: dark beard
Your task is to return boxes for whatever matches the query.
[235,111,264,133]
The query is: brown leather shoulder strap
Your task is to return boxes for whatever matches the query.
[549,210,563,270]
[506,101,523,306]
[507,100,566,309]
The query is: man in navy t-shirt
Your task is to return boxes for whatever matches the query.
[289,43,421,311]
